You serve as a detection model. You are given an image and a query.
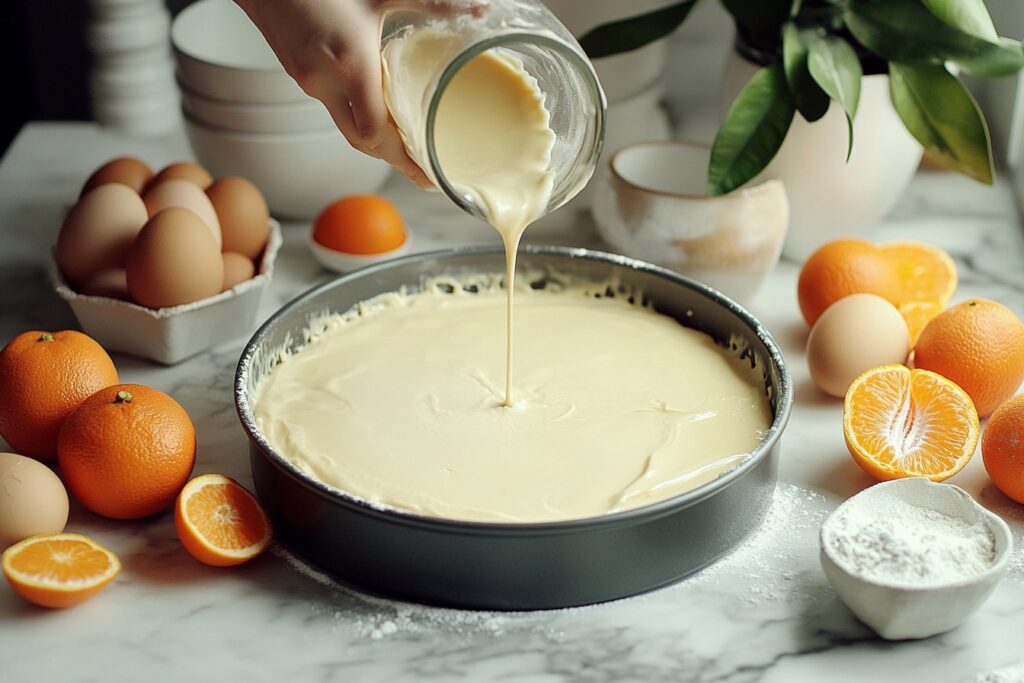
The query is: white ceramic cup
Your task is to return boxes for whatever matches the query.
[592,141,788,304]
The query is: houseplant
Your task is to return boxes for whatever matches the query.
[580,0,1024,257]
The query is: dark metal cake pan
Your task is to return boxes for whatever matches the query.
[235,246,792,610]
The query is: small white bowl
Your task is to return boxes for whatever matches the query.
[592,141,788,305]
[53,220,282,365]
[309,232,411,273]
[171,0,307,104]
[179,83,333,134]
[820,478,1013,640]
[183,115,390,219]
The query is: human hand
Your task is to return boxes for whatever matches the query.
[235,0,481,188]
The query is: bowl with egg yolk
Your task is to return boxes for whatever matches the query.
[236,245,791,609]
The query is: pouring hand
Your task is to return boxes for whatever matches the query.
[235,0,482,189]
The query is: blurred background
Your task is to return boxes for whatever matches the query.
[1,1,1022,168]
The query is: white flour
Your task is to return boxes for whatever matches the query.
[977,663,1024,683]
[824,496,996,587]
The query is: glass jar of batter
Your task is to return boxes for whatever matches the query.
[380,0,606,222]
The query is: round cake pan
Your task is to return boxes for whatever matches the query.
[235,246,792,610]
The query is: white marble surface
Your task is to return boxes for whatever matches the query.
[2,122,1024,682]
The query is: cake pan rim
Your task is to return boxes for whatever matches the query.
[235,244,792,534]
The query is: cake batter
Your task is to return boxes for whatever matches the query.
[254,282,772,523]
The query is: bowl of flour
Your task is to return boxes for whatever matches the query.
[820,477,1013,640]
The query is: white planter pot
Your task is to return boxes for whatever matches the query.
[543,0,674,103]
[722,51,923,260]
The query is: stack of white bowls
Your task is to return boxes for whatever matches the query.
[88,0,180,136]
[171,0,390,219]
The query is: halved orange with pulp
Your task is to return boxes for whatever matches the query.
[175,474,272,567]
[843,364,979,481]
[2,533,120,608]
[880,240,958,305]
[899,299,944,346]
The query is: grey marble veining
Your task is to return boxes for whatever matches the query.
[1,123,1024,682]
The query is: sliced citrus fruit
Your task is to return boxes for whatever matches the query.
[899,299,944,346]
[175,474,272,567]
[843,364,979,482]
[879,240,958,305]
[2,533,120,608]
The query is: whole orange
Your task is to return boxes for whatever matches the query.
[0,330,118,461]
[797,239,903,326]
[914,299,1024,418]
[312,194,406,255]
[983,394,1024,504]
[57,384,196,519]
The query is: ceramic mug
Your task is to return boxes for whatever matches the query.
[592,141,789,304]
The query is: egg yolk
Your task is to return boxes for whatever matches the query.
[313,195,407,255]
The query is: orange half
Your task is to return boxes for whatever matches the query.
[175,474,272,567]
[2,533,120,608]
[880,240,958,305]
[843,364,979,481]
[899,300,944,346]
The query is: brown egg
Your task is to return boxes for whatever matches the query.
[150,162,213,190]
[57,183,149,288]
[81,157,154,196]
[206,177,270,260]
[127,208,224,309]
[221,251,256,291]
[80,268,129,300]
[143,179,222,248]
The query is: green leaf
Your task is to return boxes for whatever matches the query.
[722,0,792,43]
[808,35,862,160]
[921,0,997,42]
[845,0,1024,77]
[708,64,796,196]
[955,37,1024,78]
[579,1,699,59]
[783,23,830,122]
[889,62,993,184]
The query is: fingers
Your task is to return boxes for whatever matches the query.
[321,90,432,188]
[337,45,389,150]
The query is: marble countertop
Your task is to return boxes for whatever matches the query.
[2,122,1024,682]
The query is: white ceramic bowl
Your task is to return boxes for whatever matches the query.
[171,0,307,104]
[820,478,1013,641]
[86,6,170,54]
[309,233,411,273]
[184,115,391,219]
[53,220,282,365]
[179,83,333,134]
[592,141,788,304]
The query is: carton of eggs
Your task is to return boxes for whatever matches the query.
[52,157,281,364]
[57,157,271,309]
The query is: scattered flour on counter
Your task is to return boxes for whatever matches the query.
[271,482,834,637]
[977,663,1024,683]
[272,545,523,639]
[684,483,832,606]
[823,496,996,587]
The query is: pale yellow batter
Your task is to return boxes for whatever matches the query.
[383,29,556,405]
[254,282,772,523]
